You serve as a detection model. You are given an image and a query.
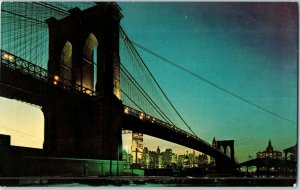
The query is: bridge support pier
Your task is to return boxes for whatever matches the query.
[215,158,237,174]
[43,93,123,160]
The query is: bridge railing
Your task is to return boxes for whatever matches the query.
[1,50,48,82]
[1,50,96,96]
[124,106,215,148]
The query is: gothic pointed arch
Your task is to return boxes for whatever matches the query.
[82,33,98,91]
[219,146,225,154]
[226,146,231,158]
[60,41,72,82]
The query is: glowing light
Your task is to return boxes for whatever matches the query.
[124,107,129,114]
[8,55,14,61]
[86,90,92,95]
[3,53,14,61]
[53,81,58,85]
[54,75,60,81]
[3,53,9,59]
[139,113,144,120]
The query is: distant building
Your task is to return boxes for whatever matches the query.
[239,140,296,178]
[171,153,177,164]
[198,153,209,166]
[283,143,297,161]
[182,153,190,168]
[256,139,282,159]
[177,154,185,167]
[131,133,143,164]
[162,149,172,167]
[188,151,197,167]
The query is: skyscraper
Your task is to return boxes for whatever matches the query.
[131,133,143,164]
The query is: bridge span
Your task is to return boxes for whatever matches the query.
[0,2,237,177]
[1,50,236,173]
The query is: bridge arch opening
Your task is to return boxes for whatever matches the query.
[60,41,72,83]
[0,97,44,149]
[219,146,225,154]
[226,146,231,158]
[82,33,98,91]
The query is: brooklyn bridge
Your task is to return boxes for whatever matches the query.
[0,2,297,186]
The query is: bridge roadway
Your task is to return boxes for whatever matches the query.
[0,50,236,171]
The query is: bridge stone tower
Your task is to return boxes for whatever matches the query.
[212,138,236,173]
[212,138,235,160]
[43,3,123,160]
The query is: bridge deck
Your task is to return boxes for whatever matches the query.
[0,50,236,168]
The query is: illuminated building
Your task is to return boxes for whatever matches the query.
[131,133,143,164]
[239,140,296,178]
[171,153,177,164]
[182,152,190,168]
[256,139,282,159]
[162,149,172,167]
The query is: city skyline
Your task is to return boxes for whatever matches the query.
[0,2,297,163]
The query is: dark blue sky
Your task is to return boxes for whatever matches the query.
[0,2,297,162]
[118,2,298,161]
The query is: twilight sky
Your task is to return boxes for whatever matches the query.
[118,2,298,162]
[0,2,298,162]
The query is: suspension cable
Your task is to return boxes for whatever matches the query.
[127,37,296,125]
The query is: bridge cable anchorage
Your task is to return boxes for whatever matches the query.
[120,28,199,137]
[127,39,297,125]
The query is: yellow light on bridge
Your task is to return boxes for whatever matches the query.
[139,113,144,120]
[8,55,14,61]
[54,75,60,81]
[53,81,58,85]
[124,107,129,114]
[3,53,9,59]
[86,90,92,95]
[3,53,14,61]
